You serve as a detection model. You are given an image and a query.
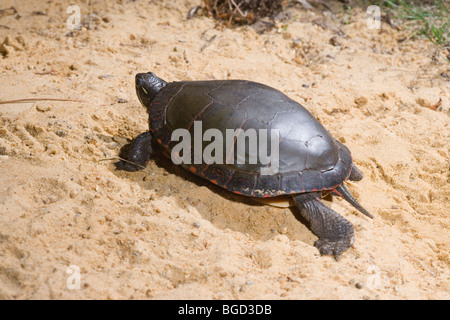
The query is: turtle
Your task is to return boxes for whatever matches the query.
[116,72,373,258]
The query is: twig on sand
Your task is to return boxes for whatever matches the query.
[229,0,245,17]
[186,5,201,20]
[34,70,58,76]
[405,254,436,277]
[199,34,217,53]
[99,157,148,171]
[0,98,86,105]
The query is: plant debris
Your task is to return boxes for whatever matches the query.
[204,0,285,26]
[417,97,442,111]
[0,6,17,18]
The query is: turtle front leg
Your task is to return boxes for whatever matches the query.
[293,192,354,258]
[115,131,153,172]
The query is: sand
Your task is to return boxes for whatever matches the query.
[0,0,448,300]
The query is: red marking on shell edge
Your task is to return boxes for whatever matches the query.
[234,191,243,195]
[189,166,197,173]
[157,139,162,144]
[210,179,218,185]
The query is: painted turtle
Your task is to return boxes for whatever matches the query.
[116,72,373,257]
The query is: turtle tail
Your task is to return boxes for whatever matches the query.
[333,184,373,219]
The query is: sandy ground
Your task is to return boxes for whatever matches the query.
[0,0,448,300]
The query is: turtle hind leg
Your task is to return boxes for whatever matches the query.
[115,131,153,172]
[293,192,354,258]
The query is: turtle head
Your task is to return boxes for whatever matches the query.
[135,72,167,108]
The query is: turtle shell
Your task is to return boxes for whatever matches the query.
[148,80,352,197]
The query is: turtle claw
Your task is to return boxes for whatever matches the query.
[315,235,355,259]
[114,159,144,172]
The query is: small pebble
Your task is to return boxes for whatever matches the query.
[329,36,340,46]
[193,221,201,228]
[191,230,200,237]
[56,130,67,137]
[112,136,128,144]
[354,96,368,107]
[292,38,302,46]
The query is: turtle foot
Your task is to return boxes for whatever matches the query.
[293,192,355,258]
[315,235,354,258]
[115,131,153,172]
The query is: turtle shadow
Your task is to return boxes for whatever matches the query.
[113,143,316,244]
